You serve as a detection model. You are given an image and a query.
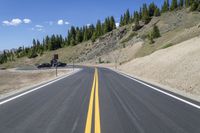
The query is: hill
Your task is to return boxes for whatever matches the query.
[119,36,200,102]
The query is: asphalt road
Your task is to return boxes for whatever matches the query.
[0,67,200,133]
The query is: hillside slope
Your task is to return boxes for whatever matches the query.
[119,36,200,102]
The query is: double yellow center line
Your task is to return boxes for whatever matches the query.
[85,68,101,133]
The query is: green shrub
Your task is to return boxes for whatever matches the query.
[161,43,173,49]
[152,25,161,38]
[148,32,155,44]
[121,32,138,43]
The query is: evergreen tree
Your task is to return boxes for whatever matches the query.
[179,0,184,8]
[198,4,200,11]
[190,0,199,11]
[149,2,156,17]
[190,0,195,6]
[110,16,116,30]
[142,4,150,24]
[152,25,161,38]
[185,0,190,7]
[170,0,178,10]
[162,0,169,12]
[119,15,124,27]
[104,17,110,33]
[124,9,131,24]
[83,26,89,41]
[133,11,140,31]
[75,27,83,44]
[96,20,103,37]
[32,39,36,48]
[69,26,76,45]
[148,32,154,44]
[154,8,161,16]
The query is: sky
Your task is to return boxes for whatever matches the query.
[0,0,163,51]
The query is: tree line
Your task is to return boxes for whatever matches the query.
[0,0,200,64]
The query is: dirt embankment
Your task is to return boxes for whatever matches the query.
[119,36,200,102]
[0,69,72,99]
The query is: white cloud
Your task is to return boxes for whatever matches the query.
[23,19,31,24]
[35,25,43,28]
[57,19,64,25]
[37,28,44,32]
[2,18,22,26]
[31,25,45,32]
[115,22,120,28]
[65,21,70,25]
[2,21,10,25]
[31,27,45,32]
[57,20,70,25]
[86,24,91,27]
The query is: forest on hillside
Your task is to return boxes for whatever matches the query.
[1,0,200,64]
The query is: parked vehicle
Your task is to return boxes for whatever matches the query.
[37,63,51,69]
[57,62,67,67]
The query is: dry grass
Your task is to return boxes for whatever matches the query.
[0,69,71,96]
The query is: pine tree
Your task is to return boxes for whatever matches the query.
[198,4,200,11]
[104,18,110,33]
[170,0,178,11]
[32,39,36,48]
[69,26,76,45]
[142,4,150,24]
[119,15,124,27]
[149,2,156,17]
[83,26,89,41]
[139,8,142,20]
[154,8,161,16]
[75,27,83,44]
[190,0,195,6]
[162,0,169,12]
[190,0,199,11]
[185,0,190,7]
[148,32,154,44]
[179,0,184,8]
[96,20,103,37]
[124,9,131,24]
[110,16,116,30]
[133,11,140,31]
[152,25,161,38]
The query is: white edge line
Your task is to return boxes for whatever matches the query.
[0,69,82,105]
[110,68,200,110]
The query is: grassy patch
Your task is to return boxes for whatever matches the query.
[161,43,173,49]
[135,43,156,58]
[121,32,138,43]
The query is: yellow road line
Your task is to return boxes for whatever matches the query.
[85,69,96,133]
[95,68,101,133]
[85,68,101,133]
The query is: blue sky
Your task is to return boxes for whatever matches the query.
[0,0,163,50]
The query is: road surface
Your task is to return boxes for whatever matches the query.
[0,67,200,133]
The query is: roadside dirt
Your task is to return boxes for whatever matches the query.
[0,69,72,99]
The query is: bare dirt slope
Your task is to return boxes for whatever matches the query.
[119,36,200,101]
